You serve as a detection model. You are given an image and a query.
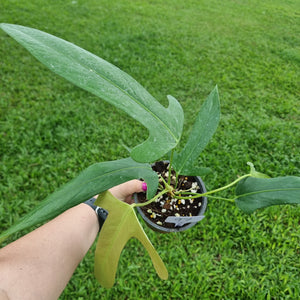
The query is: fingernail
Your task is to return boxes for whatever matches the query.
[142,182,147,191]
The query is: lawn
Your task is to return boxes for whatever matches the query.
[0,0,299,299]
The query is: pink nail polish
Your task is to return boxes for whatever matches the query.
[142,182,147,191]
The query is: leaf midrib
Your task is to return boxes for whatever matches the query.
[236,187,300,199]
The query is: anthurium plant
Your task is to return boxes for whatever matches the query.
[0,24,299,288]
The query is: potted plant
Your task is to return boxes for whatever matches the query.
[0,24,299,289]
[133,160,208,233]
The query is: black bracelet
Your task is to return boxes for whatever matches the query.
[84,197,108,231]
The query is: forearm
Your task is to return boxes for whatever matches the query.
[0,203,99,300]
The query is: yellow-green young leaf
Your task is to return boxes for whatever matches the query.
[0,23,184,163]
[94,191,168,288]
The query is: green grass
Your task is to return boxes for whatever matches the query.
[0,0,299,299]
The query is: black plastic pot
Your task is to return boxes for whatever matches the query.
[134,164,207,233]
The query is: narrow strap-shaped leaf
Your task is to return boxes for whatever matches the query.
[94,191,168,288]
[0,23,184,163]
[173,86,220,175]
[0,158,158,243]
[235,176,300,213]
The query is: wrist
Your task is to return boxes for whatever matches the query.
[84,198,108,231]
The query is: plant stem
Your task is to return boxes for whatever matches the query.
[205,195,235,202]
[203,173,251,196]
[132,189,168,208]
[174,173,251,200]
[173,193,201,200]
[133,174,250,208]
[159,175,168,189]
[175,172,179,189]
[168,149,174,185]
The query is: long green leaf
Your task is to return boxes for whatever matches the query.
[0,158,158,243]
[235,176,300,213]
[173,86,220,175]
[0,23,184,163]
[94,191,168,288]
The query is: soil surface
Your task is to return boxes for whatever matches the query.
[136,161,205,229]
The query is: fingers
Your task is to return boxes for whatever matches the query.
[124,180,147,195]
[109,180,147,203]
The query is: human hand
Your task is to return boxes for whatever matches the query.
[109,180,147,204]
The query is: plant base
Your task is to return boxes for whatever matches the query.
[134,161,207,233]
